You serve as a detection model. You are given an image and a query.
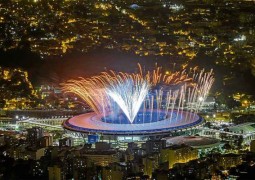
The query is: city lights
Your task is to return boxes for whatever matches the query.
[1,0,255,179]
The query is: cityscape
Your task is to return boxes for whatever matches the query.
[1,0,255,180]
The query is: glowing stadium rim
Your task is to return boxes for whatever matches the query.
[63,110,204,135]
[62,64,213,135]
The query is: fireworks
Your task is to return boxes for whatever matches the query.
[62,64,214,124]
[106,78,149,123]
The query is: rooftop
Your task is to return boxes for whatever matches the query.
[229,122,255,134]
[164,136,221,148]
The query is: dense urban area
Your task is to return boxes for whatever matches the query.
[1,0,255,180]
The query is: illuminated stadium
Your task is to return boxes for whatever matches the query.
[62,65,214,141]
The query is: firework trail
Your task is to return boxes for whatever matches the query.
[62,64,214,124]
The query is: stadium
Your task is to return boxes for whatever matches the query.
[62,65,214,142]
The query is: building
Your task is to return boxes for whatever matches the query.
[164,136,222,157]
[38,136,53,147]
[4,135,18,146]
[27,127,43,146]
[217,153,242,170]
[26,147,45,160]
[31,161,45,177]
[63,111,204,142]
[82,150,119,167]
[102,167,124,180]
[95,142,111,151]
[48,164,66,180]
[0,135,5,146]
[228,123,255,142]
[160,145,198,169]
[250,140,255,153]
[142,155,159,178]
[126,142,145,159]
[59,137,74,147]
[145,139,166,154]
[7,146,45,160]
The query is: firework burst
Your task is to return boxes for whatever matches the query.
[62,64,214,124]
